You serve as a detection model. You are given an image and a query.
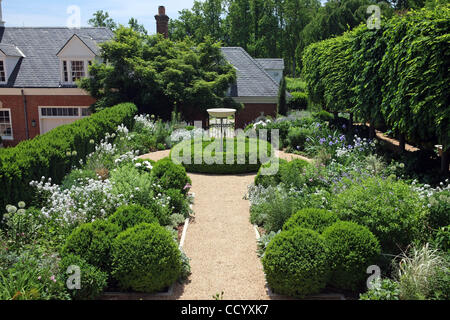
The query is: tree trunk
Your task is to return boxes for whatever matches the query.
[441,147,450,176]
[399,134,406,153]
[348,113,353,131]
[369,122,376,139]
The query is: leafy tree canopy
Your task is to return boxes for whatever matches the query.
[79,27,238,120]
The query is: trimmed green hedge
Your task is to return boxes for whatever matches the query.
[170,138,274,174]
[302,5,450,170]
[287,91,308,110]
[0,103,137,213]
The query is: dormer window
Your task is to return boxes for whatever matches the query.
[57,34,99,85]
[0,60,6,83]
[61,59,91,84]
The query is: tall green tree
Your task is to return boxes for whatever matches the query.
[88,10,117,30]
[278,76,288,116]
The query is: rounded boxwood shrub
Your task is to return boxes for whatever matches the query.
[322,221,381,291]
[59,254,108,300]
[62,220,121,272]
[332,176,427,254]
[283,208,339,233]
[262,227,329,298]
[108,204,159,231]
[151,158,192,195]
[111,223,182,293]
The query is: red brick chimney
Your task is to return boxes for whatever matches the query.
[155,6,169,38]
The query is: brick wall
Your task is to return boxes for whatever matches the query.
[0,94,95,146]
[235,103,277,129]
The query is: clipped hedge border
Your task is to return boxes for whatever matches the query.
[0,103,138,212]
[170,138,274,174]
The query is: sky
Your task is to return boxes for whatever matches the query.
[2,0,197,34]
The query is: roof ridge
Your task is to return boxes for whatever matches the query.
[235,47,281,89]
[0,26,109,29]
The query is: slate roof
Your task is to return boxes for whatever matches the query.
[0,27,114,88]
[0,43,25,57]
[220,47,280,98]
[255,58,285,71]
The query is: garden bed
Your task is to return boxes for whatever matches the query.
[246,111,450,301]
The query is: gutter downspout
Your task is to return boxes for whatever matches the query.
[21,89,30,140]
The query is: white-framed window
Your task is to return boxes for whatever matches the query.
[0,60,6,83]
[0,108,13,140]
[61,60,92,84]
[40,107,91,118]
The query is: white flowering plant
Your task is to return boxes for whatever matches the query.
[30,177,127,231]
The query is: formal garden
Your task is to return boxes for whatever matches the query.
[0,4,448,301]
[0,103,196,299]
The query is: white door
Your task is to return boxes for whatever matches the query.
[39,107,90,134]
[40,117,80,134]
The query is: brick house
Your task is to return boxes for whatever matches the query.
[0,5,285,146]
[0,2,113,146]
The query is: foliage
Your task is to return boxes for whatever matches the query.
[286,126,314,152]
[257,230,280,258]
[171,138,273,174]
[111,223,182,293]
[80,27,237,119]
[250,186,299,233]
[108,204,159,231]
[332,176,427,254]
[426,188,450,230]
[61,169,98,191]
[2,204,45,251]
[283,208,339,233]
[0,103,137,215]
[62,220,121,273]
[287,92,308,110]
[0,248,69,300]
[254,159,288,188]
[165,188,192,218]
[109,163,167,217]
[151,158,192,195]
[59,254,108,300]
[380,6,450,155]
[302,32,353,113]
[395,244,449,300]
[323,221,381,291]
[262,227,329,298]
[359,278,400,300]
[277,76,288,116]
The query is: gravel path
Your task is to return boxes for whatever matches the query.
[138,149,311,300]
[173,173,269,300]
